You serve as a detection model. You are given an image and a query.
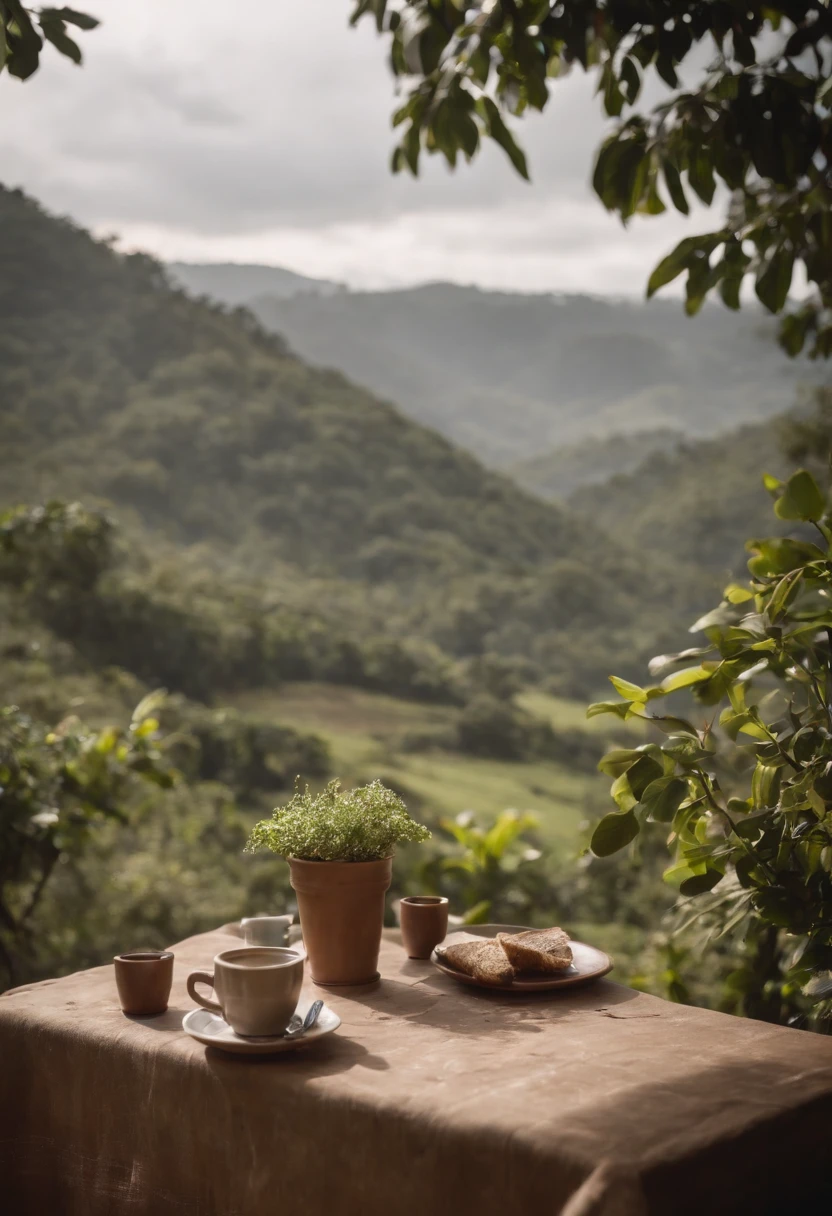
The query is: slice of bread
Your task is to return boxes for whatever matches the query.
[496,928,573,973]
[442,939,515,987]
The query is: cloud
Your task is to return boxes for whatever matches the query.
[0,0,709,293]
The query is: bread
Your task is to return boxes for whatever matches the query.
[497,928,573,973]
[442,939,515,987]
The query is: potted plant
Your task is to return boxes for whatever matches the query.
[246,779,430,985]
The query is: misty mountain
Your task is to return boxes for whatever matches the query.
[168,261,343,306]
[512,428,683,502]
[180,277,823,470]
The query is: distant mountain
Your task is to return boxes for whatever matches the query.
[168,261,343,305]
[512,428,683,501]
[239,282,824,469]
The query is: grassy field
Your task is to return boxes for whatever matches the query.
[233,683,612,852]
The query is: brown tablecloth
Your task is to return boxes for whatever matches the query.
[3,926,832,1216]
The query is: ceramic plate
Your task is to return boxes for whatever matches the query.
[432,924,612,993]
[182,998,341,1055]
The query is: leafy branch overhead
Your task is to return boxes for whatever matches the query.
[352,1,832,357]
[0,3,98,78]
[588,466,832,1027]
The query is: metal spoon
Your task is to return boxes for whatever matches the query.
[284,999,324,1039]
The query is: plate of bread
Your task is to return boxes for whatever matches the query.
[432,924,612,991]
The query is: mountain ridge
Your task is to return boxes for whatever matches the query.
[168,260,343,304]
[170,270,823,469]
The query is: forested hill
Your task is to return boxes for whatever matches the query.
[205,279,821,469]
[0,186,688,697]
[1,186,583,579]
[569,417,794,574]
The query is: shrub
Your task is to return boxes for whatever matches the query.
[590,468,832,1030]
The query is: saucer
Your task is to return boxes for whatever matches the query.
[182,998,341,1055]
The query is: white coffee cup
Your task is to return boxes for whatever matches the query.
[187,946,303,1036]
[241,915,294,947]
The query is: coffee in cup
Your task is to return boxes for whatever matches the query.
[187,947,303,1037]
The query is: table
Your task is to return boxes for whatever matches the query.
[2,925,832,1216]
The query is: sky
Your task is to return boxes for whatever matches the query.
[1,0,711,294]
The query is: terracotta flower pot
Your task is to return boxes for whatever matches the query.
[289,856,392,985]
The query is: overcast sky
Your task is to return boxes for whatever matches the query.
[1,0,710,293]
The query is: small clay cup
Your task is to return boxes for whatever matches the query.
[399,896,449,959]
[114,950,174,1016]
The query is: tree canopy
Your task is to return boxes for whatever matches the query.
[351,1,832,357]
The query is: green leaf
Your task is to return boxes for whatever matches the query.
[598,748,642,777]
[649,647,711,676]
[751,762,780,809]
[779,312,810,357]
[602,64,624,117]
[6,4,42,79]
[714,72,739,100]
[647,240,693,296]
[648,715,701,737]
[688,150,715,205]
[746,536,825,577]
[402,121,421,175]
[586,700,632,720]
[679,868,723,896]
[620,56,641,105]
[42,7,99,30]
[773,469,826,523]
[40,19,82,64]
[477,98,529,180]
[755,245,795,314]
[655,53,678,88]
[626,753,664,799]
[660,664,712,694]
[733,30,755,66]
[724,584,754,604]
[719,709,770,742]
[638,172,666,216]
[663,162,689,215]
[418,17,450,74]
[641,776,688,823]
[591,809,639,857]
[609,675,647,702]
[767,568,803,620]
[610,771,638,811]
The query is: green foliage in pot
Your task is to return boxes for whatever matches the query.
[589,467,832,1028]
[246,779,430,863]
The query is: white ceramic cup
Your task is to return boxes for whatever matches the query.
[241,915,294,947]
[187,946,304,1037]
